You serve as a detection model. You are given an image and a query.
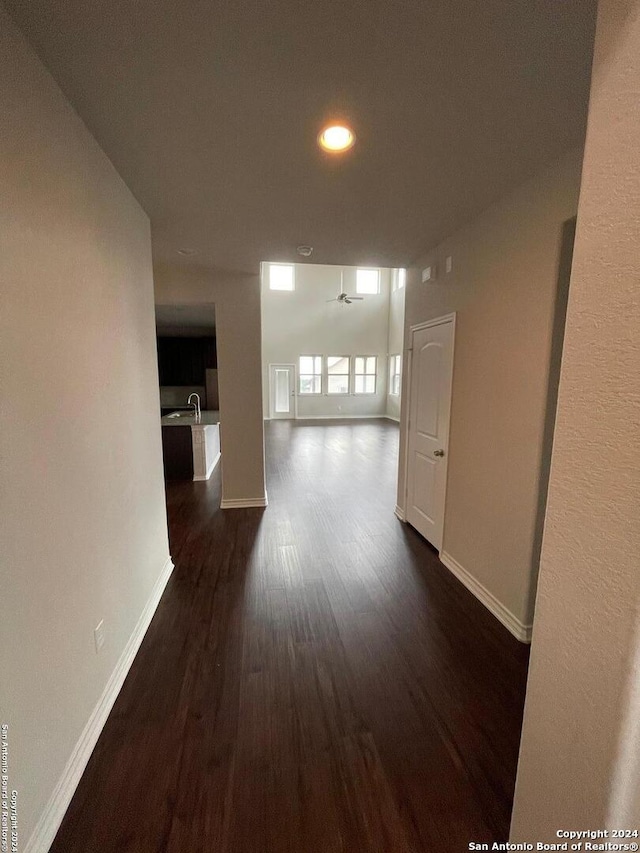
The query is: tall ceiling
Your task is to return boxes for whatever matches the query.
[6,0,597,274]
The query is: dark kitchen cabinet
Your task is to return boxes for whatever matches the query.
[157,337,216,386]
[161,426,194,480]
[203,337,217,370]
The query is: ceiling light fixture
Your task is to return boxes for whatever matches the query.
[296,245,313,257]
[318,124,356,153]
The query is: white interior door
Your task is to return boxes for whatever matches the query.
[269,364,296,419]
[406,316,455,550]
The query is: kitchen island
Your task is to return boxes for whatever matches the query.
[160,410,220,481]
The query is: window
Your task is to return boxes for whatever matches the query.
[354,356,377,394]
[356,268,380,294]
[268,263,295,291]
[327,356,350,394]
[389,354,401,395]
[299,355,322,394]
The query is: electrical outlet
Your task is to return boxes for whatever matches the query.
[94,620,105,654]
[445,255,453,274]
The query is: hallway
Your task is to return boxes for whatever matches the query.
[52,420,529,852]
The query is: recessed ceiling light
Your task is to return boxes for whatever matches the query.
[318,124,356,153]
[177,248,197,256]
[297,245,313,257]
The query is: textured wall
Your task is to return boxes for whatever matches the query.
[398,151,582,631]
[0,7,170,844]
[511,0,640,837]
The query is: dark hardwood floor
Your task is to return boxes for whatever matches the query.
[51,419,529,852]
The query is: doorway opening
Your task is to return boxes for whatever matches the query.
[155,303,221,483]
[260,259,406,505]
[261,260,406,421]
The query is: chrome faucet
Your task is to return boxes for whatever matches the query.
[187,392,201,423]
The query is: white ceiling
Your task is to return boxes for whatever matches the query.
[6,0,597,274]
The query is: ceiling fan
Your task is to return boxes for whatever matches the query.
[327,292,364,305]
[327,270,364,305]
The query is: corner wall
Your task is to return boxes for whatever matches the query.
[386,272,405,421]
[0,8,171,847]
[398,149,583,634]
[154,262,266,504]
[511,0,640,836]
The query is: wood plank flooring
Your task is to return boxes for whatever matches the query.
[51,419,529,852]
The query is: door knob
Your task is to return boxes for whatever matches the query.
[433,449,445,457]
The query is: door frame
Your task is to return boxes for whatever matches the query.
[268,362,298,420]
[402,312,456,554]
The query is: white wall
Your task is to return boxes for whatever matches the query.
[398,149,583,636]
[386,270,406,421]
[261,263,392,419]
[511,0,640,836]
[154,262,266,504]
[0,7,171,847]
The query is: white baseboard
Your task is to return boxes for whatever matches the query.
[394,504,406,521]
[266,415,398,423]
[440,551,532,643]
[24,556,175,853]
[193,450,220,481]
[295,414,388,421]
[220,492,268,509]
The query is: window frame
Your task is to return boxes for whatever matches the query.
[389,354,401,396]
[353,355,378,395]
[268,263,295,291]
[298,354,322,394]
[326,355,351,395]
[392,268,406,292]
[355,268,381,295]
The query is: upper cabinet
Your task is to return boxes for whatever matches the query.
[157,336,217,386]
